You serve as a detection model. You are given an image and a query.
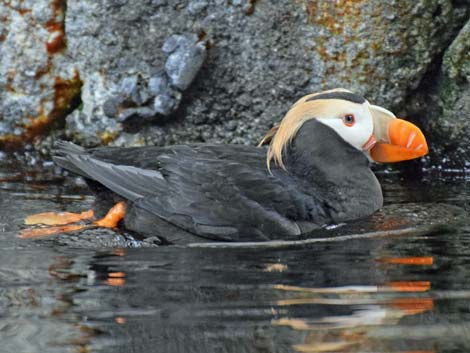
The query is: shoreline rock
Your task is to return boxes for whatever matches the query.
[0,1,468,168]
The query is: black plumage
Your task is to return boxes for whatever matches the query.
[53,120,383,244]
[305,91,366,104]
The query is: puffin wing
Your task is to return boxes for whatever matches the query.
[54,144,314,241]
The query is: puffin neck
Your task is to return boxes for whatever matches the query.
[279,119,383,223]
[282,119,370,184]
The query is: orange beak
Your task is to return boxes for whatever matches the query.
[370,118,428,163]
[367,103,428,163]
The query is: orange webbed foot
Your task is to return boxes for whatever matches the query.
[24,210,94,226]
[20,209,95,238]
[19,202,126,239]
[94,202,126,228]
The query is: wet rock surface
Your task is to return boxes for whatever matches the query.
[416,18,470,168]
[53,229,162,248]
[0,0,469,166]
[439,19,470,150]
[16,202,468,249]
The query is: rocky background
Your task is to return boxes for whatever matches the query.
[0,0,469,168]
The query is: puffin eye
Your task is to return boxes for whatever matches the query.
[342,114,355,127]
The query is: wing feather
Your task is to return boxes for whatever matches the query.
[55,143,321,241]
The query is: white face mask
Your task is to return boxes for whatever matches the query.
[315,100,374,153]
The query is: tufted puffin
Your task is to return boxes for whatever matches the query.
[21,89,428,244]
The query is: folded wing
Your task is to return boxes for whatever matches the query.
[54,142,324,241]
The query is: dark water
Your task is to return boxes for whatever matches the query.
[1,157,470,353]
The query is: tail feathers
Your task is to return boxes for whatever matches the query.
[53,140,90,178]
[54,140,86,156]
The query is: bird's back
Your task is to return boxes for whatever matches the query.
[53,142,328,242]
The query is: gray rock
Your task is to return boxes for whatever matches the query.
[148,74,170,96]
[54,228,161,248]
[188,1,209,15]
[427,19,470,167]
[402,15,470,169]
[0,121,10,135]
[162,34,181,54]
[148,73,183,116]
[0,0,80,147]
[154,90,183,116]
[120,76,140,99]
[118,106,157,122]
[58,0,468,153]
[65,73,121,146]
[152,0,167,6]
[59,6,208,140]
[440,19,470,127]
[0,0,468,167]
[101,70,185,123]
[164,33,207,90]
[102,96,124,118]
[118,75,153,106]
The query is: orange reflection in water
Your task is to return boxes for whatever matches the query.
[115,317,126,325]
[264,263,288,272]
[378,256,434,266]
[19,223,92,239]
[386,281,431,292]
[113,248,126,257]
[272,275,435,353]
[105,272,126,287]
[389,297,434,316]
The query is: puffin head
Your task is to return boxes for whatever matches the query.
[260,88,428,169]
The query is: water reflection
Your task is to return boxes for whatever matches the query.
[1,159,470,352]
[272,254,435,353]
[0,227,466,353]
[10,243,436,353]
[0,250,94,353]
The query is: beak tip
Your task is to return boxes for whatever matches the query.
[415,135,429,158]
[370,118,428,163]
